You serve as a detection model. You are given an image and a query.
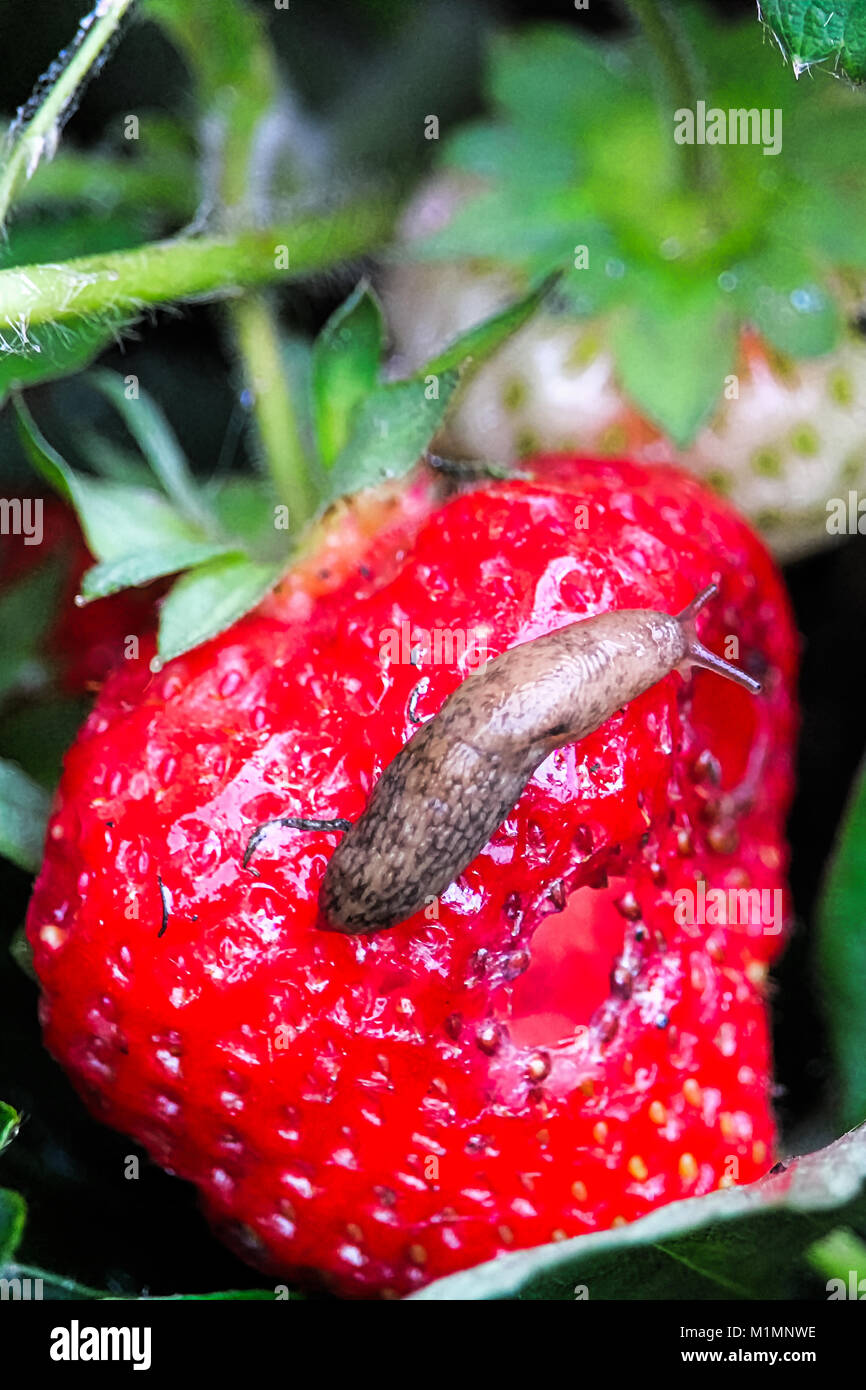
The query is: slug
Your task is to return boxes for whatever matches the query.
[315,582,762,936]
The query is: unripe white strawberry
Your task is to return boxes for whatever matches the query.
[382,177,866,561]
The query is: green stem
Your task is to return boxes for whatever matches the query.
[145,0,279,214]
[0,194,397,331]
[0,0,137,227]
[231,293,315,528]
[620,0,714,189]
[177,0,312,530]
[11,149,196,220]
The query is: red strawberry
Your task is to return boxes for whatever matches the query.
[26,456,797,1297]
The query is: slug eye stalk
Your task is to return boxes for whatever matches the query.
[676,584,762,695]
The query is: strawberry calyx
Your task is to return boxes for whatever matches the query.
[13,276,550,669]
[396,10,866,447]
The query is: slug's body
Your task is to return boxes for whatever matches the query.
[314,584,760,935]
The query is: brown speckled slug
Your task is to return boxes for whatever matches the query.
[318,582,762,936]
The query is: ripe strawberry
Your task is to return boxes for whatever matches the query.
[26,454,797,1298]
[381,15,866,560]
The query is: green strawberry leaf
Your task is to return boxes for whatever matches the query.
[0,757,51,872]
[0,1104,21,1155]
[442,120,578,190]
[411,1124,866,1300]
[611,280,738,446]
[817,758,866,1131]
[14,395,76,502]
[15,395,206,560]
[14,393,279,659]
[409,185,581,267]
[487,25,634,135]
[319,273,554,511]
[155,553,286,667]
[735,249,841,358]
[425,273,561,372]
[36,472,202,564]
[325,371,459,504]
[207,478,282,553]
[76,430,155,486]
[760,0,866,82]
[89,369,213,528]
[777,181,866,272]
[312,281,384,471]
[785,96,866,175]
[544,231,635,320]
[79,541,243,602]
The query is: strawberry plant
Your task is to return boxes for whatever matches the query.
[383,2,866,559]
[1,0,866,1312]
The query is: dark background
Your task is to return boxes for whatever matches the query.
[0,0,861,1294]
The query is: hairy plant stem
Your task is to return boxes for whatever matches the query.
[620,0,715,191]
[0,0,137,228]
[0,194,397,332]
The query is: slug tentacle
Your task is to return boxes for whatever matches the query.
[675,583,763,695]
[317,583,763,937]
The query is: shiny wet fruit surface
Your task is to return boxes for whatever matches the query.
[27,456,798,1297]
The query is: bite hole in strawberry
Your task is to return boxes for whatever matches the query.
[506,878,630,1051]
